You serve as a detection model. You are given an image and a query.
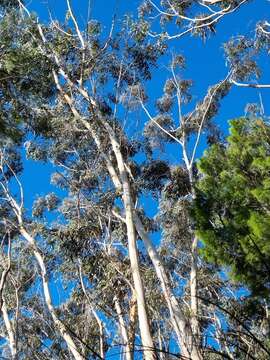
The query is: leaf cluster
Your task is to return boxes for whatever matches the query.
[193,117,270,297]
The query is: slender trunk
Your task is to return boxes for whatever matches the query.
[128,291,137,358]
[2,297,16,359]
[49,71,154,357]
[134,214,202,359]
[190,236,199,346]
[19,226,84,360]
[52,74,197,357]
[109,137,155,360]
[99,125,200,358]
[92,309,105,359]
[157,326,165,360]
[88,113,201,357]
[188,167,201,354]
[114,296,133,360]
[96,121,200,359]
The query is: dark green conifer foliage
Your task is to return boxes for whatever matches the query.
[193,117,270,297]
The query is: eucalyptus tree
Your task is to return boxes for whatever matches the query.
[138,0,251,41]
[137,0,270,358]
[19,5,208,358]
[2,1,169,358]
[0,0,270,359]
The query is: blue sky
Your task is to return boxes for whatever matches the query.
[12,1,270,357]
[21,0,270,264]
[21,0,270,211]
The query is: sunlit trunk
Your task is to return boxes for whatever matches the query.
[114,295,133,360]
[128,291,137,358]
[190,236,199,340]
[133,213,202,359]
[19,226,84,360]
[2,297,16,359]
[99,121,201,359]
[109,136,155,360]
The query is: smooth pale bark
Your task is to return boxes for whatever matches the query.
[86,114,155,358]
[114,296,133,360]
[19,226,84,360]
[133,214,202,360]
[91,120,201,359]
[92,309,105,359]
[48,60,198,358]
[80,117,201,358]
[190,236,199,344]
[187,167,201,355]
[49,69,155,358]
[108,136,155,360]
[2,298,16,359]
[157,326,165,360]
[128,291,137,358]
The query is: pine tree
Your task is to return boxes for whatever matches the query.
[193,117,270,297]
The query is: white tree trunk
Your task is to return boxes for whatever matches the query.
[114,296,133,360]
[35,15,204,357]
[109,137,155,360]
[190,236,199,346]
[188,166,201,356]
[19,227,84,360]
[92,309,105,359]
[133,214,202,360]
[93,120,201,359]
[2,297,16,359]
[46,65,199,357]
[46,68,154,358]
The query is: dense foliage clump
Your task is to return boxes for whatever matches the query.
[194,117,270,296]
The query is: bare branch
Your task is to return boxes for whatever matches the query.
[66,0,85,49]
[0,232,11,311]
[149,0,248,40]
[230,79,270,88]
[149,0,231,23]
[190,73,231,167]
[140,101,182,145]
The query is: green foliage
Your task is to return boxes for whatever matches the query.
[0,10,56,147]
[0,1,269,358]
[0,0,19,9]
[193,117,270,297]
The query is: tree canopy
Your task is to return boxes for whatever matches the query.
[194,117,270,297]
[0,1,269,359]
